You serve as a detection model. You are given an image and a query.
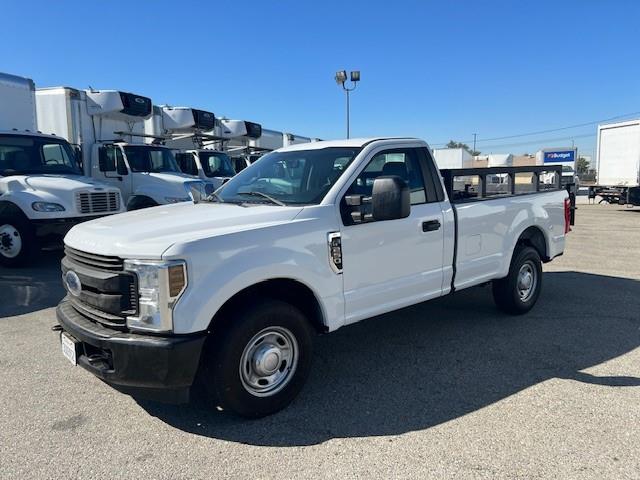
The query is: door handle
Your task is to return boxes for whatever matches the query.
[422,219,441,232]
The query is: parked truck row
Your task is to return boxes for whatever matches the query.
[0,71,317,265]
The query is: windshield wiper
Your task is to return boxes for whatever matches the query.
[204,192,224,203]
[238,191,286,206]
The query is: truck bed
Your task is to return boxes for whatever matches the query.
[440,165,569,291]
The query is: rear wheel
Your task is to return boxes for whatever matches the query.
[0,216,36,267]
[492,246,542,315]
[201,299,314,418]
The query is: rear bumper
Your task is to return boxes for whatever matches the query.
[56,298,206,403]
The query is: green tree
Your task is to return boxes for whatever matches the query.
[446,140,480,156]
[576,157,589,174]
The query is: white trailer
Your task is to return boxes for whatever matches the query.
[432,148,473,169]
[36,87,206,210]
[0,72,124,266]
[593,120,640,205]
[147,105,233,190]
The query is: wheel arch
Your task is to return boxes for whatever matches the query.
[126,194,158,211]
[207,278,328,336]
[0,200,28,219]
[515,225,549,262]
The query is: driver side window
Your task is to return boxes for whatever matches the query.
[346,148,427,205]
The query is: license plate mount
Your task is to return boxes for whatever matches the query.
[61,332,79,366]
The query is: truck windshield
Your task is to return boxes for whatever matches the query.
[217,147,361,205]
[200,151,235,178]
[124,146,180,173]
[0,134,81,176]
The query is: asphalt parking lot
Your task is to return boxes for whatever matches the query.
[1,203,639,479]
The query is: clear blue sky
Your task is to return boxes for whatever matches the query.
[2,0,639,159]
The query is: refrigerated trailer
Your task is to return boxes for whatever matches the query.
[0,72,124,266]
[36,87,207,210]
[592,120,640,205]
[147,105,232,190]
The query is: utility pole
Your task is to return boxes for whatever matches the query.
[472,133,478,154]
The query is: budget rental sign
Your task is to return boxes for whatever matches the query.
[543,150,576,163]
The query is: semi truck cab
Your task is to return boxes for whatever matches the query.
[88,141,207,210]
[0,72,124,267]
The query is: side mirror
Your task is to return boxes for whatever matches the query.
[98,147,116,172]
[371,176,410,221]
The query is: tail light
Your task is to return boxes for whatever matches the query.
[564,197,571,234]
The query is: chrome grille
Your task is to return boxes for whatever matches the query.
[62,247,137,329]
[64,246,124,271]
[76,191,120,214]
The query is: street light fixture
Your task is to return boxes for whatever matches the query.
[335,69,360,139]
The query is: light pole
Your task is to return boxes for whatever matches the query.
[335,70,360,139]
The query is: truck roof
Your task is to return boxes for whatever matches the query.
[276,137,423,152]
[0,129,69,141]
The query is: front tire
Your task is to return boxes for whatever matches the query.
[202,299,314,418]
[492,246,542,315]
[0,216,36,267]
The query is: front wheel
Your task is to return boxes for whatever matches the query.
[492,246,542,315]
[0,216,36,267]
[201,299,314,418]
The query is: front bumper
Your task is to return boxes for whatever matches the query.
[33,216,104,244]
[56,298,206,403]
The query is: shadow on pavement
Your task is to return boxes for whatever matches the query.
[0,250,65,317]
[140,271,640,446]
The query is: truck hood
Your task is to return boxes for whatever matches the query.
[137,171,201,185]
[0,174,117,196]
[64,202,304,258]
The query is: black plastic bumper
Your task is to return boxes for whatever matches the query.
[34,217,103,245]
[56,298,206,403]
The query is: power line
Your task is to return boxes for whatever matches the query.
[431,110,640,147]
[475,132,595,151]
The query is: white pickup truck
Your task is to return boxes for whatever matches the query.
[55,138,570,417]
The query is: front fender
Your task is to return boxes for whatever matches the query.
[165,213,344,335]
[0,191,68,220]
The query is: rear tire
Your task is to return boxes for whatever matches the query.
[492,246,542,315]
[201,299,314,418]
[0,216,36,267]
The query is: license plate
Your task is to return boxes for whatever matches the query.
[61,332,79,366]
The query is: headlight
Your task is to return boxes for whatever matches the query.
[164,196,191,204]
[32,202,65,212]
[124,260,187,333]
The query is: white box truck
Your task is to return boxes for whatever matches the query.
[0,72,124,266]
[36,87,207,211]
[146,105,232,191]
[594,120,640,205]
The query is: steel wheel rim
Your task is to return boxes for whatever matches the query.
[517,260,537,302]
[239,326,299,397]
[0,224,22,259]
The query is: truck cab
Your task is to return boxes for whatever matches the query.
[36,87,207,211]
[174,149,236,190]
[89,141,208,209]
[0,72,124,266]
